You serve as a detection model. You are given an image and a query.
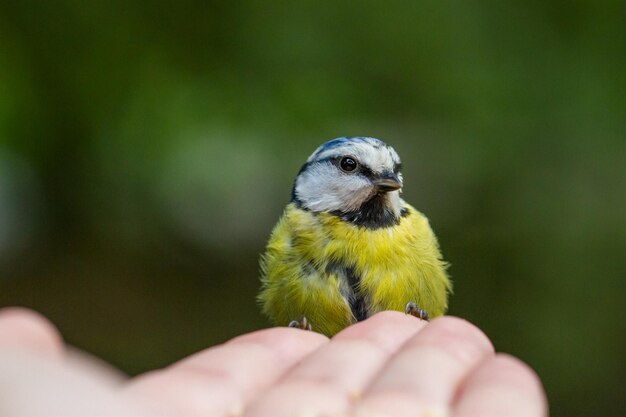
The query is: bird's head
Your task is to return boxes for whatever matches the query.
[292,137,404,222]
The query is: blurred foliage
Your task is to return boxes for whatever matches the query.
[0,1,625,416]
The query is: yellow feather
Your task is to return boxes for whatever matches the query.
[259,203,451,336]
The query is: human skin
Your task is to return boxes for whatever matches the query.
[0,307,547,417]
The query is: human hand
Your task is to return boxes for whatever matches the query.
[0,307,547,417]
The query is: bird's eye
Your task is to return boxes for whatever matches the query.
[339,157,358,172]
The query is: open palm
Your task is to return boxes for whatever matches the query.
[0,308,547,417]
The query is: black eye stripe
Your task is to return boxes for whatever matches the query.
[303,155,394,178]
[359,165,374,178]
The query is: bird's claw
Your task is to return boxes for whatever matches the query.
[405,302,430,321]
[288,316,313,331]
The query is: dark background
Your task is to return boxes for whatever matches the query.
[0,2,624,416]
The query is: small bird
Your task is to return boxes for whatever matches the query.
[259,137,451,336]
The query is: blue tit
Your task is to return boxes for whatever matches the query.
[259,136,451,336]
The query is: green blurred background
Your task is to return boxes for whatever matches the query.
[0,1,624,416]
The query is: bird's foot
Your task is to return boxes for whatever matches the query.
[405,302,430,321]
[288,316,312,331]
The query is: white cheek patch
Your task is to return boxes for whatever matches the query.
[295,162,375,213]
[385,190,403,217]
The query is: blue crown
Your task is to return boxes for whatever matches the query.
[312,136,386,158]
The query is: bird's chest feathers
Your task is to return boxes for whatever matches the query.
[310,213,417,287]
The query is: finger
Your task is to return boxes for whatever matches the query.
[0,307,64,358]
[243,311,428,417]
[1,352,145,417]
[354,316,494,417]
[453,353,548,417]
[124,327,328,417]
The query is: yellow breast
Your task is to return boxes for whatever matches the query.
[259,203,451,336]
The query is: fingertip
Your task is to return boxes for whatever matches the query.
[418,316,495,356]
[430,316,490,339]
[367,310,422,326]
[335,311,427,353]
[471,353,547,398]
[228,327,329,359]
[0,307,64,358]
[361,310,431,335]
[454,353,548,417]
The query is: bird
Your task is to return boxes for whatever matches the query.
[258,136,451,336]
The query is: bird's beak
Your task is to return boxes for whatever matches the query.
[373,173,402,192]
